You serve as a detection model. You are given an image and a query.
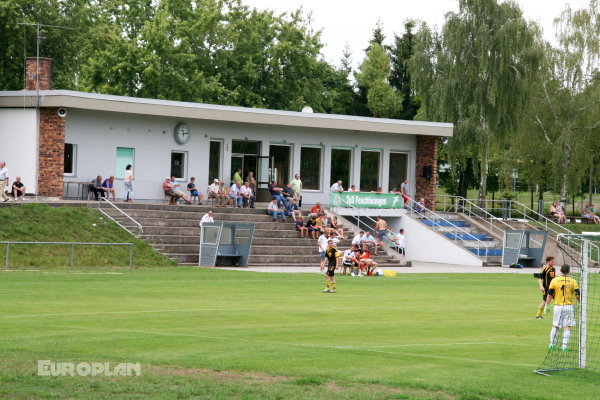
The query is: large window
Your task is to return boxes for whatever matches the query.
[208,140,221,184]
[360,150,380,191]
[64,143,77,176]
[269,144,291,185]
[115,147,134,179]
[330,148,352,188]
[389,152,409,192]
[170,151,187,180]
[300,146,322,190]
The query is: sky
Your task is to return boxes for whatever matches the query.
[246,0,589,67]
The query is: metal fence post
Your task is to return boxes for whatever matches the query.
[70,244,75,267]
[129,244,133,267]
[4,243,9,269]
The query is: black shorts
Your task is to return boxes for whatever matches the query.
[326,264,336,277]
[542,291,549,301]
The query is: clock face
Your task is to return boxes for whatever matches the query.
[174,123,190,145]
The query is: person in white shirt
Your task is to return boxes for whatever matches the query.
[229,183,243,207]
[123,164,133,202]
[362,232,378,253]
[208,178,226,207]
[318,232,330,272]
[200,211,214,225]
[341,245,359,275]
[0,161,9,202]
[239,181,255,208]
[395,228,406,264]
[267,199,286,222]
[351,231,364,247]
[330,180,344,193]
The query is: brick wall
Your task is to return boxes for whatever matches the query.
[415,135,438,209]
[38,108,65,198]
[25,57,53,90]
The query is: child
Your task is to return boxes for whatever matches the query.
[323,240,340,293]
[295,216,309,238]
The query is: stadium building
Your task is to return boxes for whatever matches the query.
[0,58,452,204]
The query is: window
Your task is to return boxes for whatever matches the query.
[389,152,408,192]
[360,150,380,191]
[170,151,187,180]
[64,143,77,176]
[115,147,134,179]
[330,148,352,188]
[300,146,322,190]
[269,144,292,185]
[209,140,222,184]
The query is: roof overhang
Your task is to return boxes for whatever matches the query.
[0,90,453,137]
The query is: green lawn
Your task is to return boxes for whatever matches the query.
[1,268,598,399]
[0,204,174,268]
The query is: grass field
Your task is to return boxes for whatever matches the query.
[1,268,599,400]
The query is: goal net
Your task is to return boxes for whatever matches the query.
[534,234,600,376]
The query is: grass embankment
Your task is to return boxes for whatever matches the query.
[0,204,174,268]
[1,268,598,399]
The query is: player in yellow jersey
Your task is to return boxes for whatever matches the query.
[535,256,556,319]
[544,264,580,351]
[323,240,340,293]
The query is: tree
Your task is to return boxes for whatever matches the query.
[409,0,542,205]
[389,20,421,120]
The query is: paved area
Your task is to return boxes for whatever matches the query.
[217,262,535,274]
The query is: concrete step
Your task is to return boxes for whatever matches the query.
[142,235,200,244]
[133,217,296,230]
[103,208,284,223]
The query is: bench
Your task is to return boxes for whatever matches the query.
[215,251,241,266]
[545,215,590,224]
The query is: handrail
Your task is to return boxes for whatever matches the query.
[436,195,516,236]
[97,198,143,236]
[1,241,134,268]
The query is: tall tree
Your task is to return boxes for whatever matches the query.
[389,20,420,120]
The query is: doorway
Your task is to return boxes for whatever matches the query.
[269,144,292,185]
[231,140,260,184]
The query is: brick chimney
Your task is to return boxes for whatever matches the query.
[25,57,53,90]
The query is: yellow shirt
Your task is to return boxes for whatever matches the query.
[548,276,579,306]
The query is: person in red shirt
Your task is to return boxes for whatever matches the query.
[310,202,322,215]
[359,246,378,276]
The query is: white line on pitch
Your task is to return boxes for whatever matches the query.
[333,342,535,348]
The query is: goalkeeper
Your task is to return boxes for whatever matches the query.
[544,264,580,351]
[323,239,340,293]
[535,256,556,319]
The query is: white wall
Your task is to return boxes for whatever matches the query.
[0,109,38,193]
[64,109,417,203]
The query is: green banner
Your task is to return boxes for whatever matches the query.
[329,192,403,209]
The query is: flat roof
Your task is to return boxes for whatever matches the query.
[0,90,453,137]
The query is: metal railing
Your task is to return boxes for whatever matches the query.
[96,198,143,236]
[1,241,134,268]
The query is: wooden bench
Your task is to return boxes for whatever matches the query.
[545,215,590,224]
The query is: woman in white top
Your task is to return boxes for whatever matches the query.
[124,164,133,202]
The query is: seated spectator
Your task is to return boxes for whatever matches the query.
[414,197,427,218]
[218,181,228,207]
[229,182,243,208]
[163,178,180,205]
[208,179,226,207]
[341,245,360,276]
[359,245,378,275]
[349,185,360,192]
[169,176,192,204]
[362,232,378,253]
[330,180,344,193]
[330,216,344,238]
[240,181,255,208]
[351,231,364,248]
[315,213,325,234]
[187,177,204,205]
[269,181,288,209]
[288,198,301,221]
[11,176,26,201]
[305,216,319,239]
[550,201,566,224]
[582,203,600,224]
[267,199,286,222]
[310,202,322,216]
[101,176,116,201]
[282,183,295,203]
[295,216,309,238]
[89,175,107,200]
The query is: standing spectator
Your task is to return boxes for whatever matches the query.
[374,216,389,252]
[291,173,303,206]
[240,181,255,208]
[330,180,344,193]
[102,176,116,201]
[11,176,26,201]
[124,164,134,202]
[395,229,406,264]
[318,230,329,272]
[187,177,204,205]
[208,179,226,207]
[246,171,257,194]
[200,210,214,225]
[400,179,410,206]
[0,161,9,202]
[232,168,243,187]
[267,199,286,222]
[229,182,243,207]
[89,175,108,200]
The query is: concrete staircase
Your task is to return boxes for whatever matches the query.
[101,203,400,268]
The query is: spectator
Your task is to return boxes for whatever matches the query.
[163,178,180,205]
[359,245,378,275]
[341,245,360,276]
[414,197,428,218]
[200,210,214,225]
[349,185,360,192]
[352,231,365,248]
[362,232,378,253]
[315,213,325,235]
[310,202,322,216]
[329,216,344,238]
[295,216,309,238]
[305,216,319,239]
[232,168,243,187]
[246,171,257,194]
[102,176,116,201]
[11,176,26,201]
[374,216,389,252]
[267,199,286,222]
[288,198,301,221]
[282,183,295,204]
[169,176,192,204]
[372,187,382,194]
[582,203,600,224]
[124,164,134,202]
[396,228,406,264]
[0,161,9,202]
[550,201,566,224]
[318,230,329,272]
[269,181,287,209]
[400,179,410,207]
[187,177,204,205]
[208,179,226,207]
[240,181,255,208]
[291,173,303,206]
[218,181,228,207]
[330,180,344,193]
[89,175,108,200]
[229,182,243,208]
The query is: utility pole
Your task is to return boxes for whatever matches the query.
[18,22,74,107]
